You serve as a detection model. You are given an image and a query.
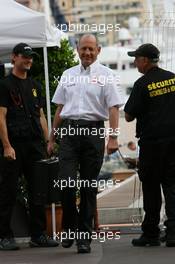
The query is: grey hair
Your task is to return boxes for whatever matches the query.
[148,57,159,64]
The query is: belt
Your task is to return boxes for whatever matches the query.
[63,119,104,127]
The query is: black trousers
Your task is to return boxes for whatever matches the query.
[138,139,175,238]
[0,140,47,238]
[58,122,105,235]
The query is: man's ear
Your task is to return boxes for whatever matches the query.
[11,54,15,64]
[97,46,101,54]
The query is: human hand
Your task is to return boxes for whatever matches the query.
[4,146,16,160]
[107,137,119,155]
[47,140,56,156]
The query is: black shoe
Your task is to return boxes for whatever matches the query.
[166,234,175,247]
[132,234,160,247]
[77,239,91,253]
[0,238,19,250]
[61,238,74,248]
[29,234,59,248]
[61,230,75,248]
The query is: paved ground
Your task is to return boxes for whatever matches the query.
[1,234,175,264]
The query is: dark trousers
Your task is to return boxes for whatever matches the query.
[58,122,105,235]
[138,139,175,238]
[0,140,47,238]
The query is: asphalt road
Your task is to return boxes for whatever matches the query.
[1,234,175,264]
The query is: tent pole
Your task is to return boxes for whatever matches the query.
[43,46,52,133]
[43,47,57,239]
[51,203,56,240]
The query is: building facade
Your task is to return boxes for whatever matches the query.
[56,0,148,45]
[18,0,173,46]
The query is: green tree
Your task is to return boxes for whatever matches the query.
[31,39,78,119]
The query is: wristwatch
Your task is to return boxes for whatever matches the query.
[109,133,118,139]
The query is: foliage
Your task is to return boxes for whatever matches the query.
[31,39,78,119]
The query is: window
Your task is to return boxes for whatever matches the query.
[131,2,141,8]
[80,18,85,23]
[122,64,126,70]
[105,5,110,10]
[109,63,118,70]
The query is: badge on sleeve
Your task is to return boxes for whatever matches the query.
[32,88,37,97]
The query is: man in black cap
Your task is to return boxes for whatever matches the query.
[125,43,175,247]
[0,43,58,250]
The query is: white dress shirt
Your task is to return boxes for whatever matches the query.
[52,60,124,121]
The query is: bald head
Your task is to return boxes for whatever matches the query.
[77,34,100,47]
[77,34,101,68]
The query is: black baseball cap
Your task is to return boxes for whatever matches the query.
[127,43,160,60]
[12,43,38,57]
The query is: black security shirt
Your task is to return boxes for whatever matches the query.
[124,67,175,141]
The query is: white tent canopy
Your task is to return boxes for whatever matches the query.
[0,0,62,53]
[0,0,46,50]
[0,0,64,131]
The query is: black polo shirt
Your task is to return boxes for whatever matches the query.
[124,66,175,141]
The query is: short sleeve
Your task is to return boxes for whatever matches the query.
[32,80,44,108]
[104,73,124,108]
[52,75,65,105]
[0,80,10,107]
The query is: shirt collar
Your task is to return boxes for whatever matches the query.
[79,60,99,74]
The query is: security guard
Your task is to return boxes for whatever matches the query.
[0,43,58,250]
[125,43,175,247]
[48,34,124,253]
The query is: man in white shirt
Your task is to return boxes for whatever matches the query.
[48,34,124,253]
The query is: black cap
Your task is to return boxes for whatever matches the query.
[12,43,38,57]
[127,43,160,60]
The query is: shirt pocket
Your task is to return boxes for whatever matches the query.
[85,81,104,101]
[64,82,79,100]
